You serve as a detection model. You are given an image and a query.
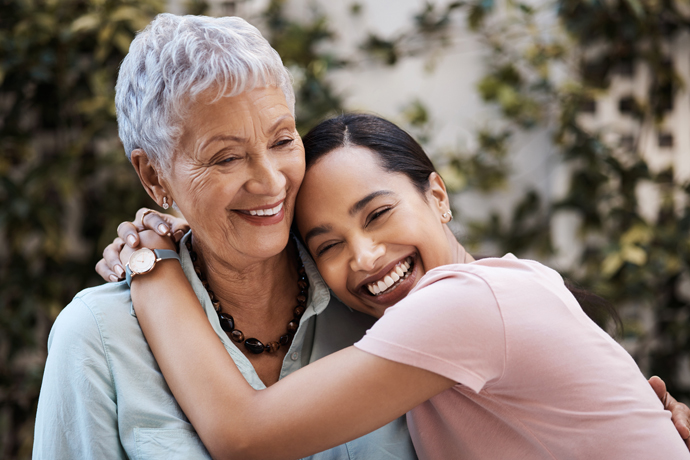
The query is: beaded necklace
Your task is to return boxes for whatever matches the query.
[185,237,309,355]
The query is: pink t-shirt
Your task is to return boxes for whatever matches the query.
[355,255,689,460]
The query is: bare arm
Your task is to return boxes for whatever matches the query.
[127,232,454,460]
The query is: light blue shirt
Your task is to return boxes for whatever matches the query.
[33,236,417,459]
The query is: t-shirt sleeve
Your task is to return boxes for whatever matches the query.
[355,269,506,393]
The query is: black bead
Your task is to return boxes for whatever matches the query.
[279,334,290,345]
[244,338,265,354]
[218,313,234,332]
[190,251,197,262]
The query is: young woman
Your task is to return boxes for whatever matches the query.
[113,114,689,460]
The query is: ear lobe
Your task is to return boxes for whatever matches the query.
[131,149,170,206]
[427,172,450,214]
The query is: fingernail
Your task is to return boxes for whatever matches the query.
[109,274,119,282]
[158,223,169,235]
[115,265,125,277]
[127,235,136,246]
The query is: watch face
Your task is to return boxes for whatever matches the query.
[129,248,156,274]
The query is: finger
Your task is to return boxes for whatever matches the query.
[649,376,667,403]
[170,217,191,242]
[103,238,127,280]
[96,259,120,283]
[142,211,172,236]
[117,221,140,248]
[676,418,690,441]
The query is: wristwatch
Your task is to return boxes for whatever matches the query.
[125,248,181,287]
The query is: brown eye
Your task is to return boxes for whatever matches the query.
[366,207,392,227]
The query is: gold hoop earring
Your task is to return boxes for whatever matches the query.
[162,196,169,210]
[442,210,453,221]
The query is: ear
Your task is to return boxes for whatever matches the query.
[426,172,450,218]
[131,149,170,207]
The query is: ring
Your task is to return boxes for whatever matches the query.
[141,208,157,225]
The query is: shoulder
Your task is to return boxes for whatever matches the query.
[48,281,136,353]
[412,256,565,300]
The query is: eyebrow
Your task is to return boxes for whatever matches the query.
[303,225,332,247]
[200,115,294,152]
[349,190,394,216]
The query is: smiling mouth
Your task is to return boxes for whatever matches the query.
[237,202,284,217]
[366,257,414,296]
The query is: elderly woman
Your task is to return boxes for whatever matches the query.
[32,14,416,459]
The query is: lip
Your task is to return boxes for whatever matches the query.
[354,253,420,307]
[232,200,286,226]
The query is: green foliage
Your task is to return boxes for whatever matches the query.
[261,0,345,132]
[0,0,164,456]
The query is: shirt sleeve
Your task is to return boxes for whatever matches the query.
[355,268,506,393]
[33,297,126,459]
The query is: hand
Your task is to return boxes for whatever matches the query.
[95,208,190,282]
[119,229,177,269]
[649,376,690,449]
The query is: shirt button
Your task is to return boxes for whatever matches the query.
[290,352,299,361]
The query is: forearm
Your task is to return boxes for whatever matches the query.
[132,263,453,460]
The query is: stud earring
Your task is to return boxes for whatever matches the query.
[162,196,169,210]
[442,210,453,221]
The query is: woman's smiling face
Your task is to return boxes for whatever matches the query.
[296,145,454,318]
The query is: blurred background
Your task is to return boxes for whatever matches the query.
[1,0,689,457]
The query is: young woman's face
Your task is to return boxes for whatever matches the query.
[295,145,454,318]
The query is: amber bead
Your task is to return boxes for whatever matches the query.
[293,306,305,317]
[212,300,221,312]
[231,330,244,343]
[287,320,299,333]
[218,313,234,332]
[245,338,265,354]
[279,334,290,345]
[265,341,281,353]
[296,294,307,304]
[207,290,216,301]
[297,280,308,290]
[194,267,203,278]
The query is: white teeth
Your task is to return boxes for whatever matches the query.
[247,202,283,217]
[366,258,414,296]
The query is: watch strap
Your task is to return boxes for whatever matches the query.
[125,248,181,287]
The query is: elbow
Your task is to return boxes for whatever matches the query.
[207,439,265,460]
[202,419,271,460]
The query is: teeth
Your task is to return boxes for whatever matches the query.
[366,258,414,296]
[248,202,283,216]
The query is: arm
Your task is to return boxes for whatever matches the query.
[126,233,454,460]
[33,298,126,459]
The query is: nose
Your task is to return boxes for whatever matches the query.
[245,153,286,197]
[349,235,385,273]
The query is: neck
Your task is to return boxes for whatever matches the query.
[445,226,474,265]
[191,234,299,328]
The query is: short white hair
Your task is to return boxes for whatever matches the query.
[115,14,295,170]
